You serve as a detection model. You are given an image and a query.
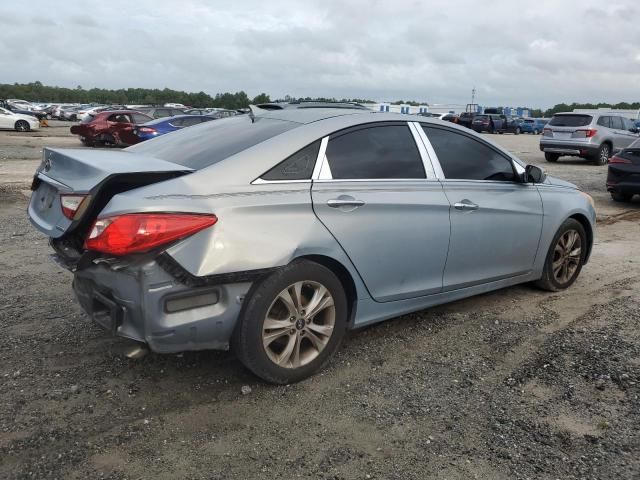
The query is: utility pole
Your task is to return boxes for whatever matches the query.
[471,87,476,106]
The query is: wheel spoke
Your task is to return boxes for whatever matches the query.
[277,334,297,366]
[290,282,304,312]
[278,289,299,316]
[263,316,292,331]
[304,286,333,319]
[305,328,327,351]
[307,323,334,337]
[263,329,289,348]
[292,334,302,368]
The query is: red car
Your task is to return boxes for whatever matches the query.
[70,110,152,147]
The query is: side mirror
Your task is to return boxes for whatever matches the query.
[524,164,547,184]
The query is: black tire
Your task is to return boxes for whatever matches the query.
[593,143,611,165]
[611,192,632,202]
[533,129,540,135]
[545,152,559,162]
[515,127,521,135]
[232,260,348,384]
[14,120,30,132]
[535,218,587,292]
[97,134,116,147]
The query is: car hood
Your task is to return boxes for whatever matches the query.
[544,175,577,189]
[14,113,38,121]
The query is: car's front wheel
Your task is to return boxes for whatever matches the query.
[14,120,30,132]
[535,218,587,292]
[233,260,348,384]
[515,127,521,135]
[533,129,540,135]
[545,152,559,162]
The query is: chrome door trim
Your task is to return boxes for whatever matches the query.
[311,136,329,180]
[411,122,445,180]
[408,121,436,179]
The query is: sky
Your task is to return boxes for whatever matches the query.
[1,0,639,108]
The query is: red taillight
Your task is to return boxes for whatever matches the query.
[573,128,597,138]
[608,155,632,164]
[138,127,157,133]
[84,213,217,256]
[60,194,88,219]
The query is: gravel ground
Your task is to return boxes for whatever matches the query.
[1,125,639,479]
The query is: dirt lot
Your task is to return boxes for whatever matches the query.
[1,124,639,479]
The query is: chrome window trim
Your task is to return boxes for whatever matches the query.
[408,121,437,179]
[252,178,311,185]
[312,136,329,180]
[413,122,445,179]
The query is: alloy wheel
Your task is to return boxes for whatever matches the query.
[600,145,610,164]
[16,121,28,132]
[262,281,335,369]
[552,229,582,285]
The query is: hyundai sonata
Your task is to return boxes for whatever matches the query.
[28,107,596,383]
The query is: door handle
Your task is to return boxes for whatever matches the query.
[327,199,365,208]
[454,201,479,211]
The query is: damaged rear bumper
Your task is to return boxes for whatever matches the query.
[72,257,255,353]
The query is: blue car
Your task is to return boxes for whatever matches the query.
[132,115,215,143]
[520,118,549,134]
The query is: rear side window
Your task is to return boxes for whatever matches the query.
[325,125,425,179]
[549,114,592,127]
[131,113,151,124]
[610,116,623,130]
[154,109,172,118]
[597,116,611,128]
[261,141,320,181]
[108,114,131,123]
[422,126,516,182]
[127,115,297,170]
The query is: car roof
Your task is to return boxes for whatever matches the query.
[257,101,370,111]
[145,114,209,125]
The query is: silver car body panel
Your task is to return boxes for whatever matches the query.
[29,110,596,352]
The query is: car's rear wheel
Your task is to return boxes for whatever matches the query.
[594,143,611,165]
[611,192,633,202]
[14,120,30,132]
[515,127,521,135]
[96,134,116,147]
[545,152,559,162]
[535,219,587,292]
[233,260,348,384]
[533,129,540,135]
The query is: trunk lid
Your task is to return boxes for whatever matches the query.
[28,147,192,238]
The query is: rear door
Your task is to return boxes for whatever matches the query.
[311,122,451,302]
[106,113,134,143]
[421,125,543,290]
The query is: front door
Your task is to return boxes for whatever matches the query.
[421,125,544,290]
[311,123,451,302]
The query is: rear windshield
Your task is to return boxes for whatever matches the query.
[549,114,592,127]
[474,115,489,120]
[126,115,298,169]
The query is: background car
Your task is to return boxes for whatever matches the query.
[607,136,640,202]
[256,101,370,110]
[0,107,40,131]
[472,114,521,134]
[69,110,152,146]
[132,114,216,142]
[458,111,478,128]
[520,118,549,134]
[540,112,639,164]
[29,109,595,383]
[136,106,186,118]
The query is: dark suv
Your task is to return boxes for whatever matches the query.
[471,114,521,134]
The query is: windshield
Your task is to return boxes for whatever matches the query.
[549,114,592,127]
[127,114,298,169]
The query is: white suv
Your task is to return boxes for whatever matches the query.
[540,112,639,165]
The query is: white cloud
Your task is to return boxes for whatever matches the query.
[1,0,639,107]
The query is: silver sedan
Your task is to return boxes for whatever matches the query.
[28,107,596,383]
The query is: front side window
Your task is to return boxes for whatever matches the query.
[109,114,131,123]
[131,113,151,124]
[325,125,425,179]
[422,126,516,182]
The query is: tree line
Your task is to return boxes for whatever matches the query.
[1,82,637,115]
[0,82,376,109]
